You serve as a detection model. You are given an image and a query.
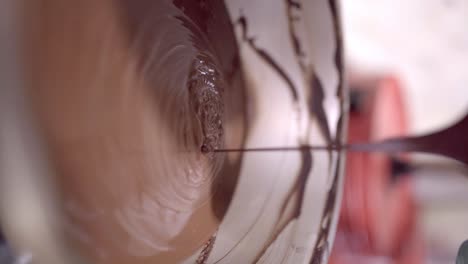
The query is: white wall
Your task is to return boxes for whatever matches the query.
[342,0,468,135]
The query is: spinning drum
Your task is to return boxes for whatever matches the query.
[0,0,347,263]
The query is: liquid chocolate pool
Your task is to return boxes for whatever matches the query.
[23,0,246,263]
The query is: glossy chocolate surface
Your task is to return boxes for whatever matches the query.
[20,0,347,263]
[23,0,245,263]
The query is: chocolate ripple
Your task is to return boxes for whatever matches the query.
[24,0,246,263]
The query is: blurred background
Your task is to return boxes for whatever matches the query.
[335,0,468,263]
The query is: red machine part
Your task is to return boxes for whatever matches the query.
[329,76,425,264]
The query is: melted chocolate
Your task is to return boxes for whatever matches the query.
[234,14,343,262]
[252,145,314,263]
[25,0,247,263]
[119,0,248,222]
[188,54,224,155]
[327,0,344,98]
[212,64,465,264]
[276,146,313,231]
[293,147,313,218]
[309,73,332,144]
[118,1,248,260]
[305,3,347,253]
[286,0,306,72]
[309,158,340,263]
[237,16,300,102]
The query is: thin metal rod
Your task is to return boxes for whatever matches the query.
[213,145,343,153]
[213,140,411,153]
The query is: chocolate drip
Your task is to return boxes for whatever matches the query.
[327,0,344,98]
[285,0,306,71]
[309,159,340,263]
[253,146,313,263]
[237,16,299,102]
[291,147,313,218]
[319,5,347,247]
[309,73,332,144]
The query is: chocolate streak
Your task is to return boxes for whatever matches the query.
[309,73,332,144]
[237,16,299,102]
[285,0,306,72]
[293,147,313,218]
[328,0,344,98]
[235,3,345,263]
[236,13,314,262]
[309,160,340,264]
[310,1,346,262]
[263,1,313,228]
